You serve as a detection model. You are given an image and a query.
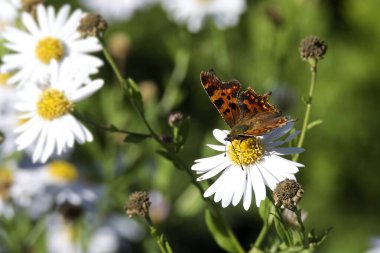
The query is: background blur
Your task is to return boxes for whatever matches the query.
[2,0,380,252]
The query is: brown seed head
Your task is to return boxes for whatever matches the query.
[21,0,44,14]
[299,35,328,61]
[273,179,304,210]
[125,191,151,218]
[77,13,108,38]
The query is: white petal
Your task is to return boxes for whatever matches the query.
[192,156,228,172]
[32,123,49,163]
[263,122,294,142]
[69,38,102,53]
[243,172,252,210]
[54,5,70,31]
[196,163,230,181]
[206,144,226,151]
[249,165,266,207]
[270,155,303,172]
[194,153,227,165]
[22,12,41,36]
[59,9,82,39]
[70,79,104,102]
[256,162,280,190]
[231,169,246,206]
[213,129,228,144]
[41,126,56,162]
[268,147,304,155]
[36,4,49,34]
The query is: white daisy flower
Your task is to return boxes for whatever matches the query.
[14,60,104,163]
[0,0,21,36]
[46,214,121,253]
[192,122,304,210]
[0,72,19,158]
[80,0,153,22]
[160,0,246,33]
[1,4,103,86]
[368,237,380,253]
[0,162,16,219]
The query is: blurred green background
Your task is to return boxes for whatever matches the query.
[46,0,380,252]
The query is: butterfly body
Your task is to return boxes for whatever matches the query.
[200,70,290,141]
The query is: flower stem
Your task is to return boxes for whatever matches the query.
[102,44,245,253]
[73,110,151,137]
[295,208,307,248]
[250,221,269,252]
[145,215,173,253]
[293,59,318,162]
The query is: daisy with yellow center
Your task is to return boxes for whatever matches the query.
[192,122,304,210]
[1,3,103,86]
[14,60,104,163]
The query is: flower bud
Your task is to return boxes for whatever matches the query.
[168,112,184,127]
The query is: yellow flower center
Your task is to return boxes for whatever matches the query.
[227,138,263,166]
[0,73,11,85]
[35,37,65,64]
[48,161,78,182]
[0,168,13,185]
[37,88,74,120]
[0,168,13,198]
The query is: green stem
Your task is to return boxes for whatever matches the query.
[73,110,151,137]
[102,44,245,253]
[295,208,307,248]
[293,59,318,162]
[145,215,173,253]
[252,221,269,251]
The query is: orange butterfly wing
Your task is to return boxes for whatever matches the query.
[236,88,290,136]
[200,70,241,128]
[201,70,291,139]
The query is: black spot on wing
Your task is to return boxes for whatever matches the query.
[229,103,237,110]
[214,98,224,109]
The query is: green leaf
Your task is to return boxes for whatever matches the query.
[259,198,272,221]
[307,120,323,130]
[123,133,150,143]
[204,209,236,253]
[308,227,333,248]
[272,213,293,246]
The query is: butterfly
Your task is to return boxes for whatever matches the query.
[200,69,291,141]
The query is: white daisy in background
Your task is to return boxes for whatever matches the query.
[0,71,19,158]
[80,0,153,22]
[192,122,304,210]
[0,162,17,219]
[368,237,380,253]
[0,0,21,36]
[1,3,103,86]
[14,60,104,163]
[160,0,246,33]
[46,214,122,253]
[10,160,100,219]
